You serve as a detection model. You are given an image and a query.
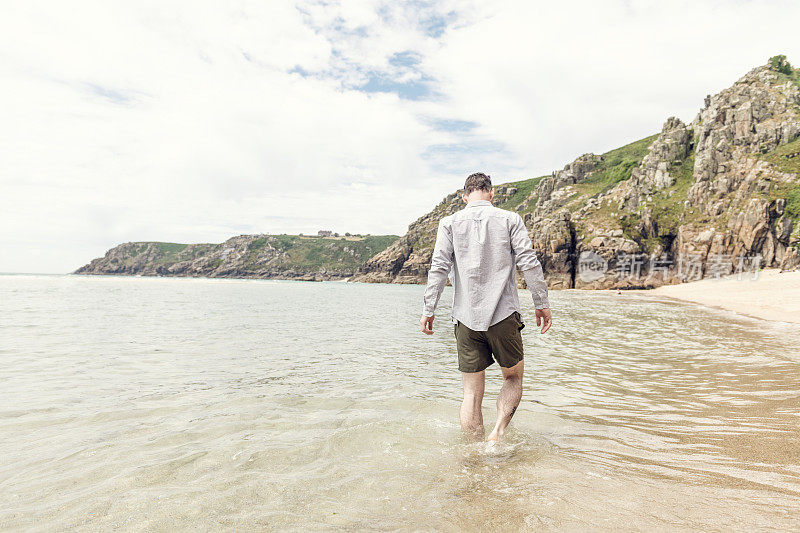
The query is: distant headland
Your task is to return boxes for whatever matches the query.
[75,233,397,282]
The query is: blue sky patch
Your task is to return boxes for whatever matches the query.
[389,51,422,68]
[427,118,478,132]
[358,73,436,101]
[84,83,134,105]
[421,139,511,174]
[420,11,455,38]
[289,65,311,77]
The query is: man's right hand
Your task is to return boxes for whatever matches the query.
[536,308,552,334]
[420,315,434,335]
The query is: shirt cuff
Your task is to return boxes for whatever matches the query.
[521,266,549,309]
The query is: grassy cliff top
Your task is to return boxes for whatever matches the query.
[494,133,660,216]
[248,234,399,270]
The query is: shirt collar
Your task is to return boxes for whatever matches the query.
[466,199,492,208]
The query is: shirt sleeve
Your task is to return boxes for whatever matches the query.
[510,214,550,309]
[422,219,454,316]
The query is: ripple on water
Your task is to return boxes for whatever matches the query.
[1,275,800,530]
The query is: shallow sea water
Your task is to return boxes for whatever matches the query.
[1,274,800,531]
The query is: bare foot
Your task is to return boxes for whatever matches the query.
[485,434,502,453]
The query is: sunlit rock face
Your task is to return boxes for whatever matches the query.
[354,59,800,289]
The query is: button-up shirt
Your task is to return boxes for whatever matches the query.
[422,199,549,331]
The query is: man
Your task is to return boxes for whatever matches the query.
[419,172,552,444]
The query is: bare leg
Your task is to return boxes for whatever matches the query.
[460,370,485,439]
[487,360,523,443]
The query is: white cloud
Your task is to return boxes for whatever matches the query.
[429,0,800,174]
[1,0,799,272]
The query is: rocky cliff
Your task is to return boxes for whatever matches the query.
[352,57,800,289]
[75,234,397,281]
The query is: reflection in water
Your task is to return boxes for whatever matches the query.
[1,275,799,530]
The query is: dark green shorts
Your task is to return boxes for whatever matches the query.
[454,311,525,373]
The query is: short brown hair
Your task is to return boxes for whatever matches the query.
[464,172,492,194]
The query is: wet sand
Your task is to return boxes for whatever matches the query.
[640,269,800,324]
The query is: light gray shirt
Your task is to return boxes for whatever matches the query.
[422,199,549,331]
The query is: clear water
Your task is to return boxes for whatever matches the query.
[1,274,800,531]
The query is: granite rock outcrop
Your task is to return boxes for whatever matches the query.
[352,59,800,289]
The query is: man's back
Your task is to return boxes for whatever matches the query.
[422,199,549,332]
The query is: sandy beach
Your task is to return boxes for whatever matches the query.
[640,268,800,324]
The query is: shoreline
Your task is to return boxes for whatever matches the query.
[625,268,800,324]
[12,270,800,324]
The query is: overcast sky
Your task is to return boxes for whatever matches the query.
[2,0,799,273]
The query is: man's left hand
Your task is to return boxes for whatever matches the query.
[420,315,434,335]
[536,308,552,334]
